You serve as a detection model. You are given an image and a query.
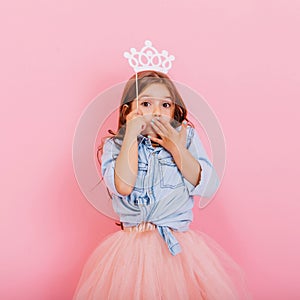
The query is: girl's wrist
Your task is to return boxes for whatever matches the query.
[170,141,186,156]
[124,127,139,141]
[126,121,142,136]
[170,145,184,163]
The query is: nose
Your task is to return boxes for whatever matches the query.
[153,101,161,117]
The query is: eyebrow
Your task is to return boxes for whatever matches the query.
[139,95,172,100]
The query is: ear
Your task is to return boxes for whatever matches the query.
[120,104,129,124]
[122,104,129,114]
[178,106,184,117]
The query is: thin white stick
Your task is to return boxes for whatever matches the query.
[135,72,139,110]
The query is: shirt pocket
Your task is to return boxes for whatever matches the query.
[158,156,184,189]
[133,161,148,191]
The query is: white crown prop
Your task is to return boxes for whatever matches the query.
[124,40,175,74]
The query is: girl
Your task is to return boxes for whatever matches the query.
[73,71,251,299]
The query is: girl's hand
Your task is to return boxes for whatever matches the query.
[149,116,188,154]
[125,108,146,137]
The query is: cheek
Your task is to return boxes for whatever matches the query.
[163,108,175,118]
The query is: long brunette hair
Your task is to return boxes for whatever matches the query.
[93,70,193,195]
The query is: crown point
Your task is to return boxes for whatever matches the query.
[146,50,153,57]
[124,40,175,74]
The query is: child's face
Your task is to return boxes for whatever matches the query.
[131,83,175,137]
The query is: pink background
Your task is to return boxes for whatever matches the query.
[1,0,299,299]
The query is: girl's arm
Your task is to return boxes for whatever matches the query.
[114,130,138,195]
[114,109,146,196]
[171,146,202,187]
[149,118,201,186]
[149,117,219,194]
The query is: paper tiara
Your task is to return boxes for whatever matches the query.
[124,40,175,74]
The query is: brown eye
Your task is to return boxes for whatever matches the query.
[162,102,171,108]
[141,101,151,107]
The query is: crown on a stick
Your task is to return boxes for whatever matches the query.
[124,40,175,74]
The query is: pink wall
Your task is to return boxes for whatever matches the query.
[1,0,299,299]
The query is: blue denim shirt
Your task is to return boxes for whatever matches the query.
[101,126,220,255]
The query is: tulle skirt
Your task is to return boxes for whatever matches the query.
[73,228,251,300]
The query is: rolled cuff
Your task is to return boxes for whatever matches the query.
[184,158,220,198]
[102,166,126,198]
[101,139,125,198]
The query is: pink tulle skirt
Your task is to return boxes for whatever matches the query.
[73,229,251,300]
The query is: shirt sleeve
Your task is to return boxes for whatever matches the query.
[184,127,220,198]
[101,137,125,198]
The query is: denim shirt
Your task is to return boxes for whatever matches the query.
[101,126,220,255]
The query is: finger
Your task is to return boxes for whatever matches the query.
[141,123,146,131]
[156,115,169,125]
[148,135,163,146]
[126,109,143,122]
[180,120,188,140]
[151,117,172,137]
[151,118,169,135]
[181,120,188,131]
[157,116,176,134]
[150,120,165,137]
[126,109,136,120]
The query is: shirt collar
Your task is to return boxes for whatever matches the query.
[137,134,148,145]
[137,134,162,149]
[137,134,154,146]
